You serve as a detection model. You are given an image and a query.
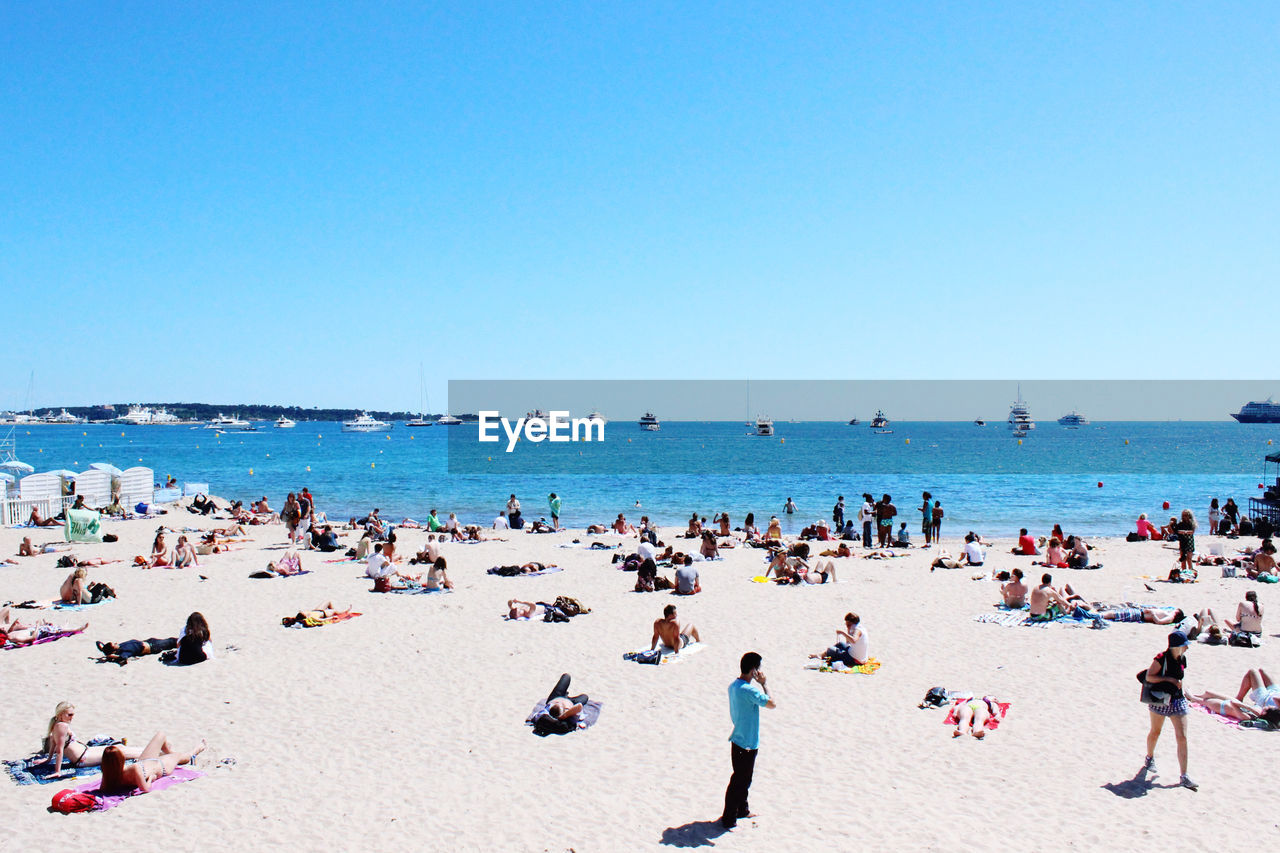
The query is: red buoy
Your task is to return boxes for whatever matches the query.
[1097,481,1103,488]
[1162,500,1170,510]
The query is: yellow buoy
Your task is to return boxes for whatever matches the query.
[371,462,375,468]
[121,431,125,436]
[905,438,910,444]
[249,468,254,475]
[306,466,310,472]
[385,435,390,440]
[780,438,784,444]
[1017,439,1022,445]
[1124,439,1129,445]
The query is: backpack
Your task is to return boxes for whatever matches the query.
[542,607,570,623]
[634,649,662,665]
[56,555,75,568]
[1229,631,1260,648]
[532,711,576,736]
[553,596,589,616]
[919,687,948,708]
[50,788,97,813]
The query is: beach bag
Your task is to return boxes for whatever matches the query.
[50,788,96,813]
[635,649,662,665]
[1136,669,1171,705]
[919,687,948,708]
[553,596,589,616]
[1126,532,1145,542]
[532,711,576,736]
[542,607,570,623]
[1221,564,1237,578]
[1229,631,1259,648]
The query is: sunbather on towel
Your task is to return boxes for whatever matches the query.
[533,673,590,735]
[367,544,419,591]
[1095,606,1186,625]
[1029,574,1078,618]
[507,599,546,619]
[952,696,1000,739]
[96,636,177,664]
[1188,690,1280,724]
[652,604,701,654]
[18,537,38,557]
[1,613,87,647]
[1001,569,1029,608]
[424,557,454,591]
[99,735,206,794]
[29,507,63,527]
[281,602,354,627]
[42,702,148,777]
[145,532,171,568]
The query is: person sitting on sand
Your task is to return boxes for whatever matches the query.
[59,567,93,604]
[1001,568,1029,608]
[1065,535,1091,569]
[175,612,213,665]
[424,556,454,591]
[766,516,782,540]
[1012,528,1039,556]
[42,702,149,776]
[280,602,353,627]
[614,514,636,535]
[699,531,720,560]
[251,496,271,514]
[1136,514,1161,540]
[960,533,985,567]
[1029,573,1078,618]
[652,604,701,654]
[366,543,419,591]
[28,507,62,527]
[952,696,999,740]
[172,535,199,569]
[1245,541,1277,579]
[811,612,869,667]
[1231,590,1264,635]
[98,736,206,794]
[1040,537,1067,568]
[892,523,912,547]
[675,555,701,594]
[146,532,171,568]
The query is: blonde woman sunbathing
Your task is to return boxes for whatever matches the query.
[281,602,353,626]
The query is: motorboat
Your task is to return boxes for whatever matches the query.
[405,416,433,427]
[869,410,889,429]
[204,413,255,431]
[586,410,607,424]
[1057,411,1090,428]
[848,417,860,425]
[754,417,774,436]
[342,412,392,433]
[974,418,986,426]
[435,414,463,425]
[1008,387,1036,432]
[639,412,660,431]
[274,416,297,428]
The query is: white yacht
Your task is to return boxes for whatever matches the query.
[274,415,297,429]
[586,409,607,424]
[847,417,860,425]
[405,415,433,427]
[435,414,463,425]
[115,405,159,425]
[638,412,661,431]
[869,410,890,429]
[974,418,987,426]
[44,409,84,424]
[342,412,392,433]
[754,417,774,436]
[1057,411,1090,428]
[204,413,255,431]
[1008,387,1036,432]
[150,407,181,424]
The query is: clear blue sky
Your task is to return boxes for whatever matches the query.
[3,2,1277,413]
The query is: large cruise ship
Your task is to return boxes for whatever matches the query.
[1231,398,1280,423]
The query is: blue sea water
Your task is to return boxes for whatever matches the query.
[8,421,1280,537]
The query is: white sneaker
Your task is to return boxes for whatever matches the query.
[1143,756,1158,775]
[1180,774,1198,791]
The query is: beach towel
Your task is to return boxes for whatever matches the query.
[624,642,707,665]
[4,740,122,786]
[944,700,1011,730]
[249,568,312,579]
[524,701,603,735]
[2,627,85,651]
[285,612,362,628]
[487,565,562,577]
[74,767,204,811]
[805,657,882,675]
[5,599,104,612]
[383,586,451,595]
[1191,702,1242,729]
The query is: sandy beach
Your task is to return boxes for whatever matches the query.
[2,505,1277,852]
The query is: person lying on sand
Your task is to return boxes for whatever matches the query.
[1188,690,1280,724]
[18,537,38,557]
[1,613,87,647]
[652,604,700,654]
[281,602,353,627]
[952,696,1000,740]
[819,543,852,558]
[1094,605,1186,625]
[96,635,178,664]
[99,736,207,794]
[533,673,589,735]
[507,599,546,619]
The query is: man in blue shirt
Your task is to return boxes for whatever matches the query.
[722,651,776,829]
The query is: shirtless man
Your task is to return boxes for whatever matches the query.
[1029,573,1075,617]
[29,507,62,527]
[18,537,37,557]
[507,599,545,619]
[1001,568,1029,608]
[651,604,701,654]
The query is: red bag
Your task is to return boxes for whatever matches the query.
[51,788,97,813]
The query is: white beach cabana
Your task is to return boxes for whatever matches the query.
[74,468,115,506]
[118,466,154,508]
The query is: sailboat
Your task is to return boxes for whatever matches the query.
[406,364,433,427]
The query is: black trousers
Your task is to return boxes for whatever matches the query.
[547,673,588,707]
[721,743,757,826]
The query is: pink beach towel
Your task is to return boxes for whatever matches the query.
[2,628,85,651]
[75,767,204,810]
[944,699,1011,730]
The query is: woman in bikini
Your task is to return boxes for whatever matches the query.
[147,532,171,568]
[43,702,147,776]
[281,602,353,627]
[99,734,206,793]
[1230,590,1264,634]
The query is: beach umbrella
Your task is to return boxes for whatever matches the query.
[0,471,14,483]
[46,469,79,479]
[0,459,35,475]
[88,462,122,476]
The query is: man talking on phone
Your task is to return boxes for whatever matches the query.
[722,651,776,829]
